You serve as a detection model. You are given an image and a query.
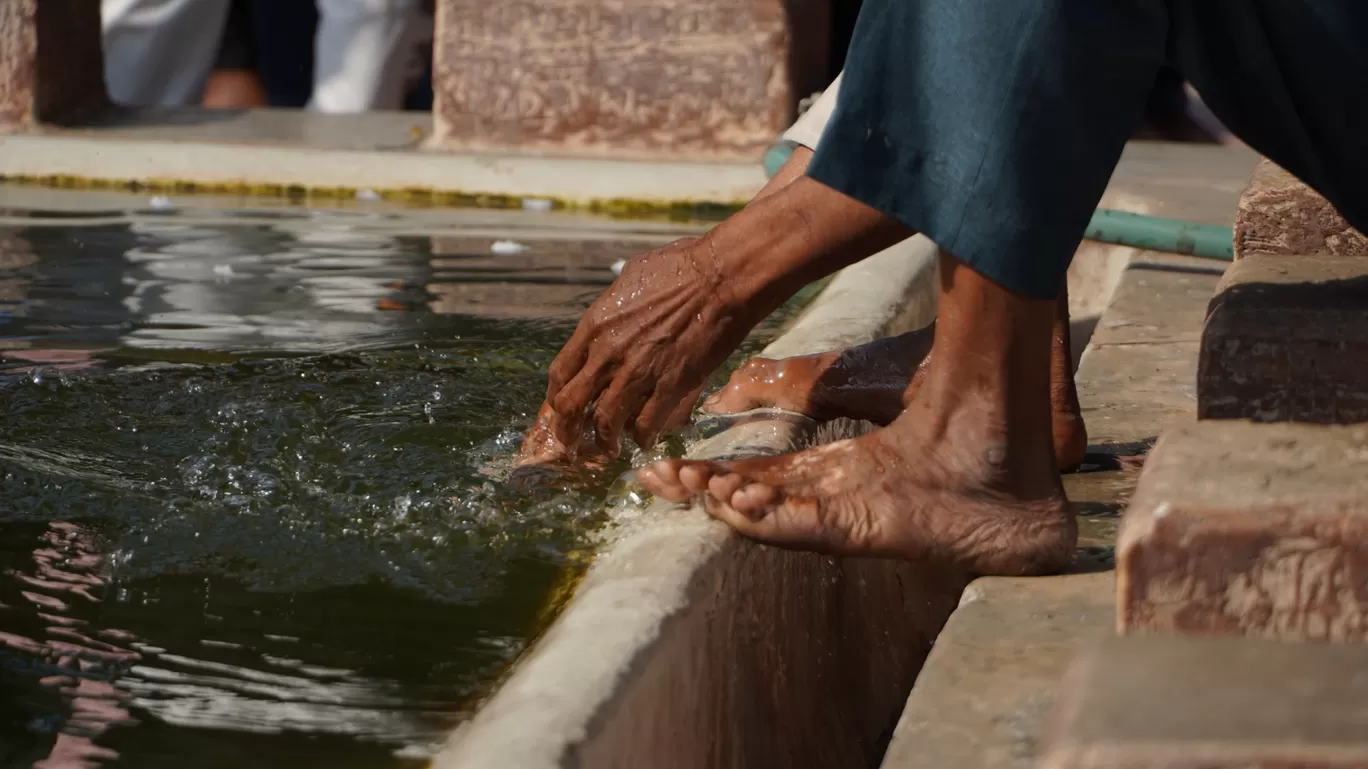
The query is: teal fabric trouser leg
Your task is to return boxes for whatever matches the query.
[809,0,1368,299]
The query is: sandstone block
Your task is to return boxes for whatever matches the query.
[1040,635,1368,769]
[0,0,105,130]
[430,0,829,160]
[1117,420,1368,640]
[1234,159,1368,260]
[1198,253,1368,423]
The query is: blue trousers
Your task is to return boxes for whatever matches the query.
[810,0,1368,298]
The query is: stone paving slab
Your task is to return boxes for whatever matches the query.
[1198,253,1368,423]
[878,573,1114,769]
[1117,420,1368,641]
[1041,635,1368,769]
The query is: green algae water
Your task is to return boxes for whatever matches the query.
[0,200,803,769]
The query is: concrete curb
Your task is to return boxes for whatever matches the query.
[434,235,963,769]
[0,133,766,214]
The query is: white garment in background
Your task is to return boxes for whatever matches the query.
[308,0,428,113]
[102,0,427,112]
[101,0,231,107]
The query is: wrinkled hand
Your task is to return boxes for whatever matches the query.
[519,237,764,461]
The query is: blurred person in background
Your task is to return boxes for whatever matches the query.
[102,0,433,112]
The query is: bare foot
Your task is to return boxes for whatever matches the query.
[704,289,1089,471]
[642,249,1079,576]
[641,392,1075,576]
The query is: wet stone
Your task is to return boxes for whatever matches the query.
[1117,420,1368,640]
[1198,253,1368,423]
[430,0,830,159]
[1041,635,1368,769]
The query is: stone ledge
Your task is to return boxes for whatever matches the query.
[1117,420,1368,640]
[1233,159,1368,260]
[1040,635,1368,769]
[1198,253,1368,423]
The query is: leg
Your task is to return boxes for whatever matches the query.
[638,0,1168,573]
[101,0,231,106]
[203,0,267,109]
[702,279,1088,471]
[642,251,1075,575]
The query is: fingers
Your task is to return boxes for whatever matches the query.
[549,361,612,448]
[664,383,707,431]
[632,377,703,449]
[544,324,590,403]
[592,374,652,458]
[515,402,571,467]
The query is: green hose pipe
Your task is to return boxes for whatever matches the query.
[1085,209,1233,261]
[760,141,1235,261]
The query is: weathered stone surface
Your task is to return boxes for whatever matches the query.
[1233,159,1368,260]
[1077,255,1220,449]
[0,0,106,130]
[878,573,1113,769]
[1041,635,1368,769]
[1198,253,1368,423]
[430,0,829,160]
[1117,420,1368,640]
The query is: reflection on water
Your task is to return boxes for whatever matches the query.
[0,205,713,768]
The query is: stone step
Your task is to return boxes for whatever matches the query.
[1199,253,1368,423]
[0,0,105,130]
[1234,159,1368,260]
[1117,419,1368,640]
[1040,635,1368,769]
[430,0,830,160]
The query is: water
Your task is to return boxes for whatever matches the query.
[0,199,798,768]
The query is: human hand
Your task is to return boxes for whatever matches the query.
[522,237,765,459]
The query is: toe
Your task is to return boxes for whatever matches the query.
[706,472,747,507]
[731,482,778,514]
[638,461,690,502]
[677,462,716,493]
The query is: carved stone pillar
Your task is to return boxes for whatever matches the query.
[430,0,830,160]
[0,0,107,131]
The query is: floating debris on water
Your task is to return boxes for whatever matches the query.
[490,239,530,255]
[356,188,382,202]
[149,195,175,210]
[521,198,553,213]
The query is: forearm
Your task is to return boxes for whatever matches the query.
[703,172,913,318]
